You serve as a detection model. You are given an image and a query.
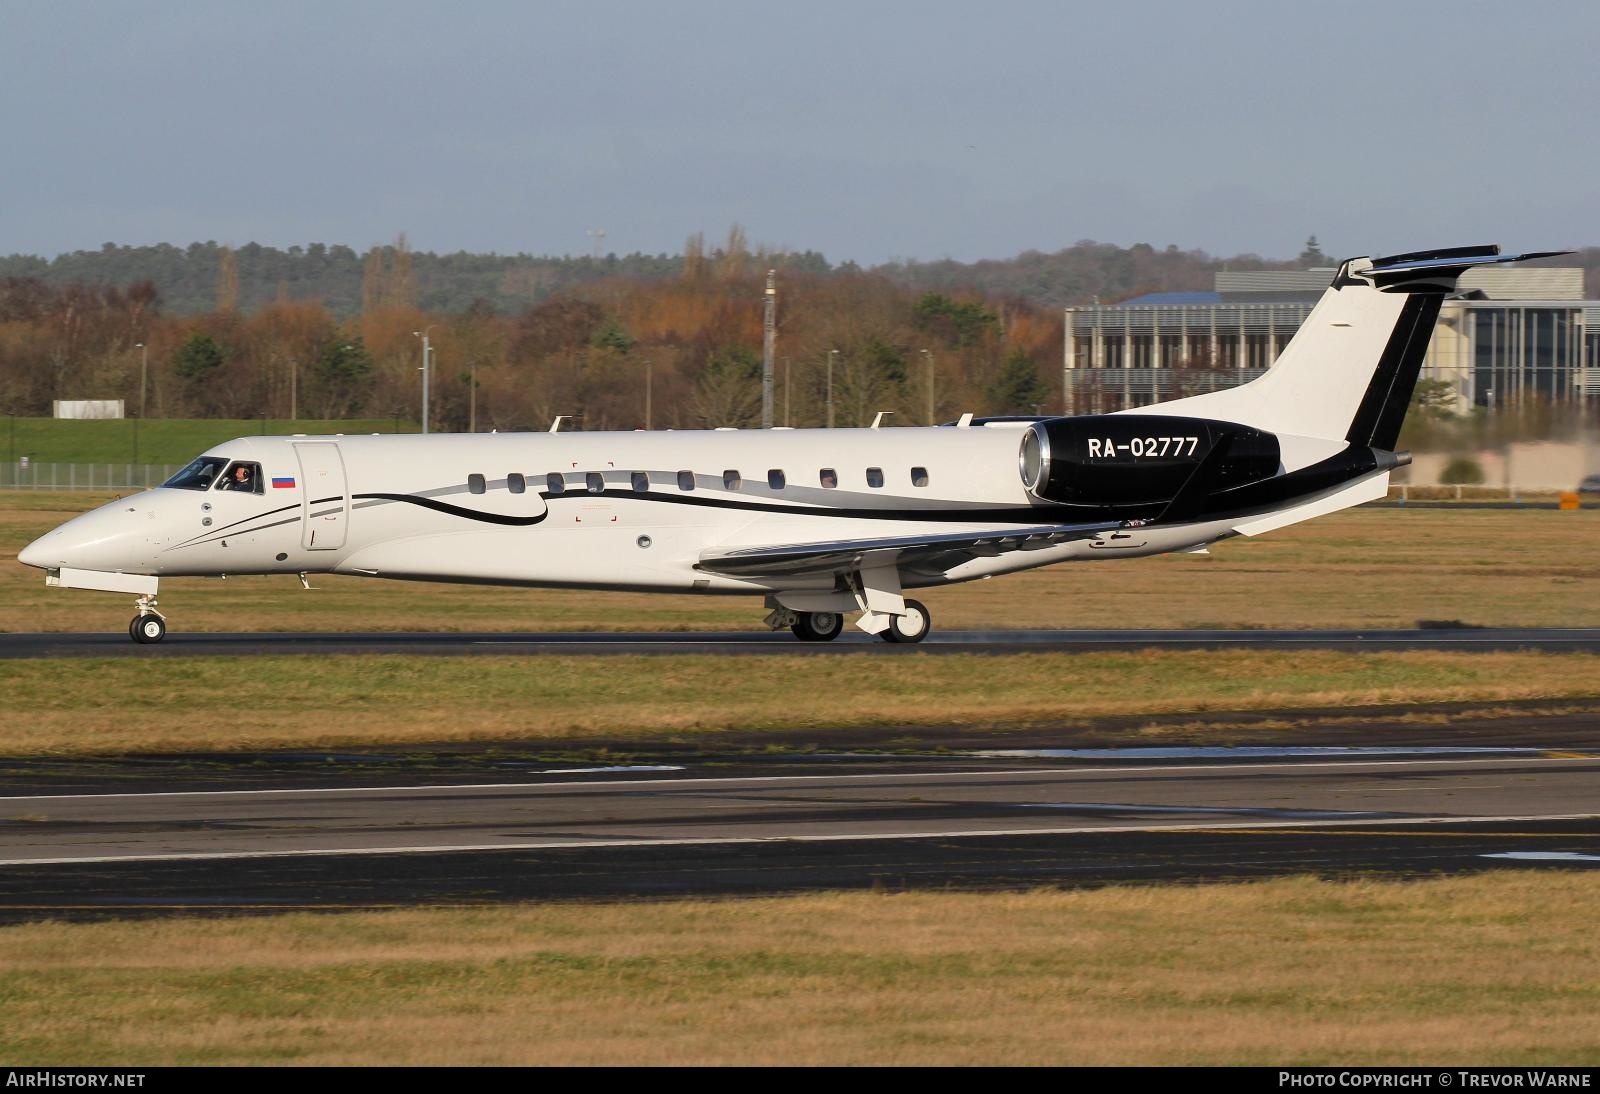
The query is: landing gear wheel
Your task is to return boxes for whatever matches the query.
[881,599,931,644]
[130,614,167,644]
[791,610,844,642]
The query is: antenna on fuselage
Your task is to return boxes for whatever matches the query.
[870,411,895,429]
[549,415,572,433]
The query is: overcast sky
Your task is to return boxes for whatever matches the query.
[3,1,1595,265]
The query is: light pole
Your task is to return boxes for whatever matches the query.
[288,350,298,422]
[469,357,477,433]
[644,357,653,430]
[133,342,148,466]
[827,349,838,429]
[920,349,934,425]
[412,326,435,434]
[135,343,148,419]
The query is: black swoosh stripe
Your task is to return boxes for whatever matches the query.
[354,493,550,526]
[538,488,1063,523]
[166,501,304,550]
[163,515,304,553]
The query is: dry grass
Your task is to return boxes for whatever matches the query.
[2,873,1597,1065]
[4,493,1600,633]
[3,648,1599,755]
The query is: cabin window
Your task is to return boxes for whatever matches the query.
[677,470,696,491]
[162,457,228,492]
[723,470,741,490]
[866,467,884,488]
[546,473,565,494]
[216,461,263,494]
[911,466,930,487]
[586,472,605,494]
[508,473,526,495]
[819,468,838,489]
[768,469,785,490]
[468,473,487,495]
[631,472,649,492]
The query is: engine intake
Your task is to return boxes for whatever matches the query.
[1020,415,1281,507]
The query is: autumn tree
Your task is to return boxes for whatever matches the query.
[690,347,761,427]
[216,246,239,312]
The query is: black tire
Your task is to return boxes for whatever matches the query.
[131,614,166,644]
[882,599,931,644]
[790,611,844,642]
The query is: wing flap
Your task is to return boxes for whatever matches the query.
[695,522,1119,579]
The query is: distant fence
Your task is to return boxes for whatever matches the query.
[1,462,182,491]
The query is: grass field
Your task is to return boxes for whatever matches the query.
[4,648,1599,756]
[5,493,1598,1067]
[4,494,1599,633]
[1,417,416,465]
[3,873,1597,1066]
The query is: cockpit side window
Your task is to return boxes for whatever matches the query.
[216,461,264,494]
[161,456,228,491]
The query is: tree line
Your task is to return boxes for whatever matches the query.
[1,232,1486,319]
[0,242,1062,432]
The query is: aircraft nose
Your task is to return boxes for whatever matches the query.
[15,499,156,572]
[17,535,53,569]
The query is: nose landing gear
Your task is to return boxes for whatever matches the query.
[129,594,167,644]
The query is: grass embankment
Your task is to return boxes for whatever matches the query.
[0,417,416,465]
[3,496,1600,633]
[3,873,1598,1066]
[4,649,1599,756]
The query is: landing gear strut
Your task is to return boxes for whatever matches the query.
[129,594,167,644]
[879,599,931,644]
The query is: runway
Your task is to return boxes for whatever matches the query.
[8,626,1600,657]
[3,747,1597,921]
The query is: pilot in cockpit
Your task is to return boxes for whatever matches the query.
[219,463,261,494]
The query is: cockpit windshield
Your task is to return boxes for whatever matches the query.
[161,456,228,491]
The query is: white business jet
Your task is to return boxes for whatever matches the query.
[18,245,1560,644]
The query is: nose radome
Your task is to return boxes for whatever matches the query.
[17,533,57,570]
[15,501,151,573]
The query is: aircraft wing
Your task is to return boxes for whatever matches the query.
[694,521,1120,579]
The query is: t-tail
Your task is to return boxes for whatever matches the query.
[1134,244,1569,444]
[1019,245,1569,535]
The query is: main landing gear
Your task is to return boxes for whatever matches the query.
[765,601,932,644]
[791,610,844,642]
[881,599,930,644]
[129,594,167,644]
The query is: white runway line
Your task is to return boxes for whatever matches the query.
[4,811,1598,867]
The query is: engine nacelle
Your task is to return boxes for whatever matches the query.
[1019,415,1281,507]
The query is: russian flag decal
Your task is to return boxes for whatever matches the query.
[272,476,296,489]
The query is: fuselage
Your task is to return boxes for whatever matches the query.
[19,421,1321,596]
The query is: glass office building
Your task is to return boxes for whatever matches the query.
[1063,267,1596,414]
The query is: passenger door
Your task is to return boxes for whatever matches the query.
[295,442,349,550]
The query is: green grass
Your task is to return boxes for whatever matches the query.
[3,874,1598,1065]
[0,417,417,465]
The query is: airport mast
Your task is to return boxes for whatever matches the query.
[762,269,776,429]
